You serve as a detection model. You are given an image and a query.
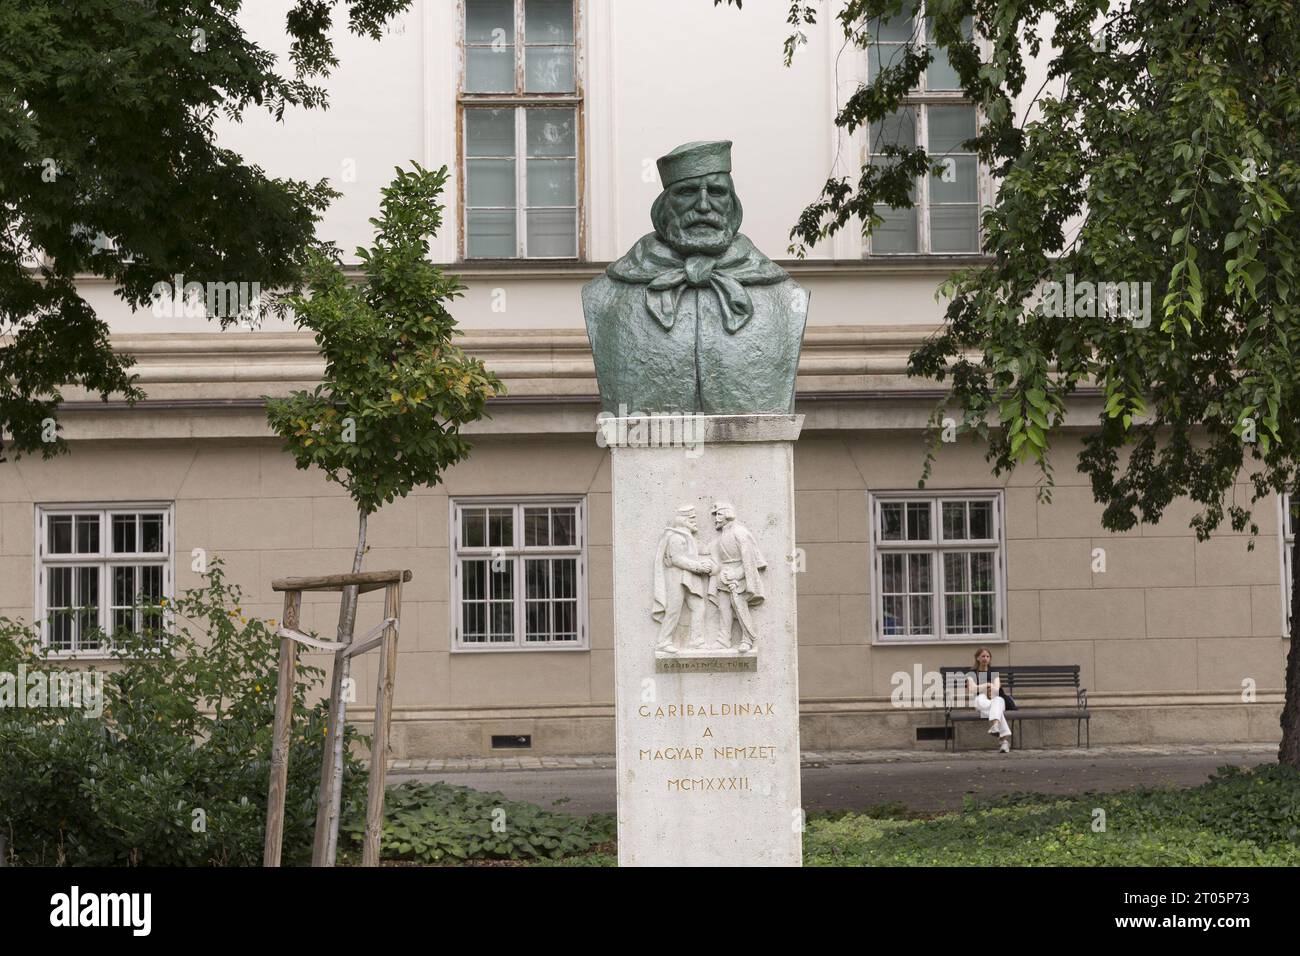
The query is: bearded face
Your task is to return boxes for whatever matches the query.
[652,172,743,256]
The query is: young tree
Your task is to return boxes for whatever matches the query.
[266,163,504,863]
[0,0,412,461]
[721,0,1300,765]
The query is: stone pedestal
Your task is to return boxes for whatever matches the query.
[605,414,803,867]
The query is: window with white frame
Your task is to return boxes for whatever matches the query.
[870,492,1005,641]
[36,506,173,654]
[452,498,585,649]
[461,0,581,259]
[865,2,982,254]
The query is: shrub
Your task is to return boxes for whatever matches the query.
[340,781,615,863]
[0,561,366,866]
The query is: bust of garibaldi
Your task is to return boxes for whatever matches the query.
[582,140,809,415]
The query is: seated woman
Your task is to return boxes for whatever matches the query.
[966,647,1012,753]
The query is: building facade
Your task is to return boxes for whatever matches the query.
[13,0,1287,756]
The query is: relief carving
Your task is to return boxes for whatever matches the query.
[653,500,767,659]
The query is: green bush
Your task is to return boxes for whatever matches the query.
[340,781,614,863]
[0,561,366,866]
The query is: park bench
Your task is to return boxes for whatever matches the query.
[937,665,1090,751]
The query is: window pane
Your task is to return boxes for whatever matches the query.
[141,515,164,553]
[77,566,100,649]
[881,552,905,593]
[113,565,135,609]
[930,156,978,203]
[526,208,577,257]
[524,508,550,546]
[465,46,515,93]
[867,42,907,84]
[76,515,99,554]
[463,559,486,601]
[525,558,550,599]
[908,552,932,593]
[879,502,904,541]
[942,501,966,540]
[908,594,931,634]
[48,516,73,554]
[467,209,517,257]
[906,502,930,540]
[467,158,516,206]
[971,551,995,591]
[928,105,977,153]
[926,50,962,91]
[871,204,918,253]
[882,595,905,635]
[490,600,514,641]
[527,158,575,206]
[526,108,575,157]
[969,501,993,539]
[944,551,968,593]
[526,0,573,43]
[465,606,488,642]
[971,593,995,632]
[553,600,576,640]
[48,566,72,610]
[929,204,980,252]
[875,2,918,42]
[924,14,974,42]
[869,108,917,152]
[551,507,576,546]
[466,108,515,157]
[490,561,513,600]
[945,593,968,632]
[488,508,513,547]
[525,45,575,93]
[526,600,549,640]
[113,514,136,554]
[140,564,163,603]
[868,158,918,253]
[553,557,576,598]
[77,565,98,606]
[462,509,486,548]
[466,0,515,44]
[50,612,73,651]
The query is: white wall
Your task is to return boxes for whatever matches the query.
[88,1,1054,336]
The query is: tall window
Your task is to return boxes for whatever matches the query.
[452,498,586,649]
[461,0,581,259]
[37,506,173,654]
[865,3,982,254]
[870,492,1005,641]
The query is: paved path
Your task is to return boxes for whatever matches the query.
[387,743,1277,816]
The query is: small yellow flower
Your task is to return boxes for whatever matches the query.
[254,684,262,693]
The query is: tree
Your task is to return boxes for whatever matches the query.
[266,163,505,863]
[720,0,1300,766]
[0,0,412,461]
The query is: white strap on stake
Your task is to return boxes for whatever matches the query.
[275,617,399,657]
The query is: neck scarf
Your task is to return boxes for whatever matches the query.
[607,233,787,333]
